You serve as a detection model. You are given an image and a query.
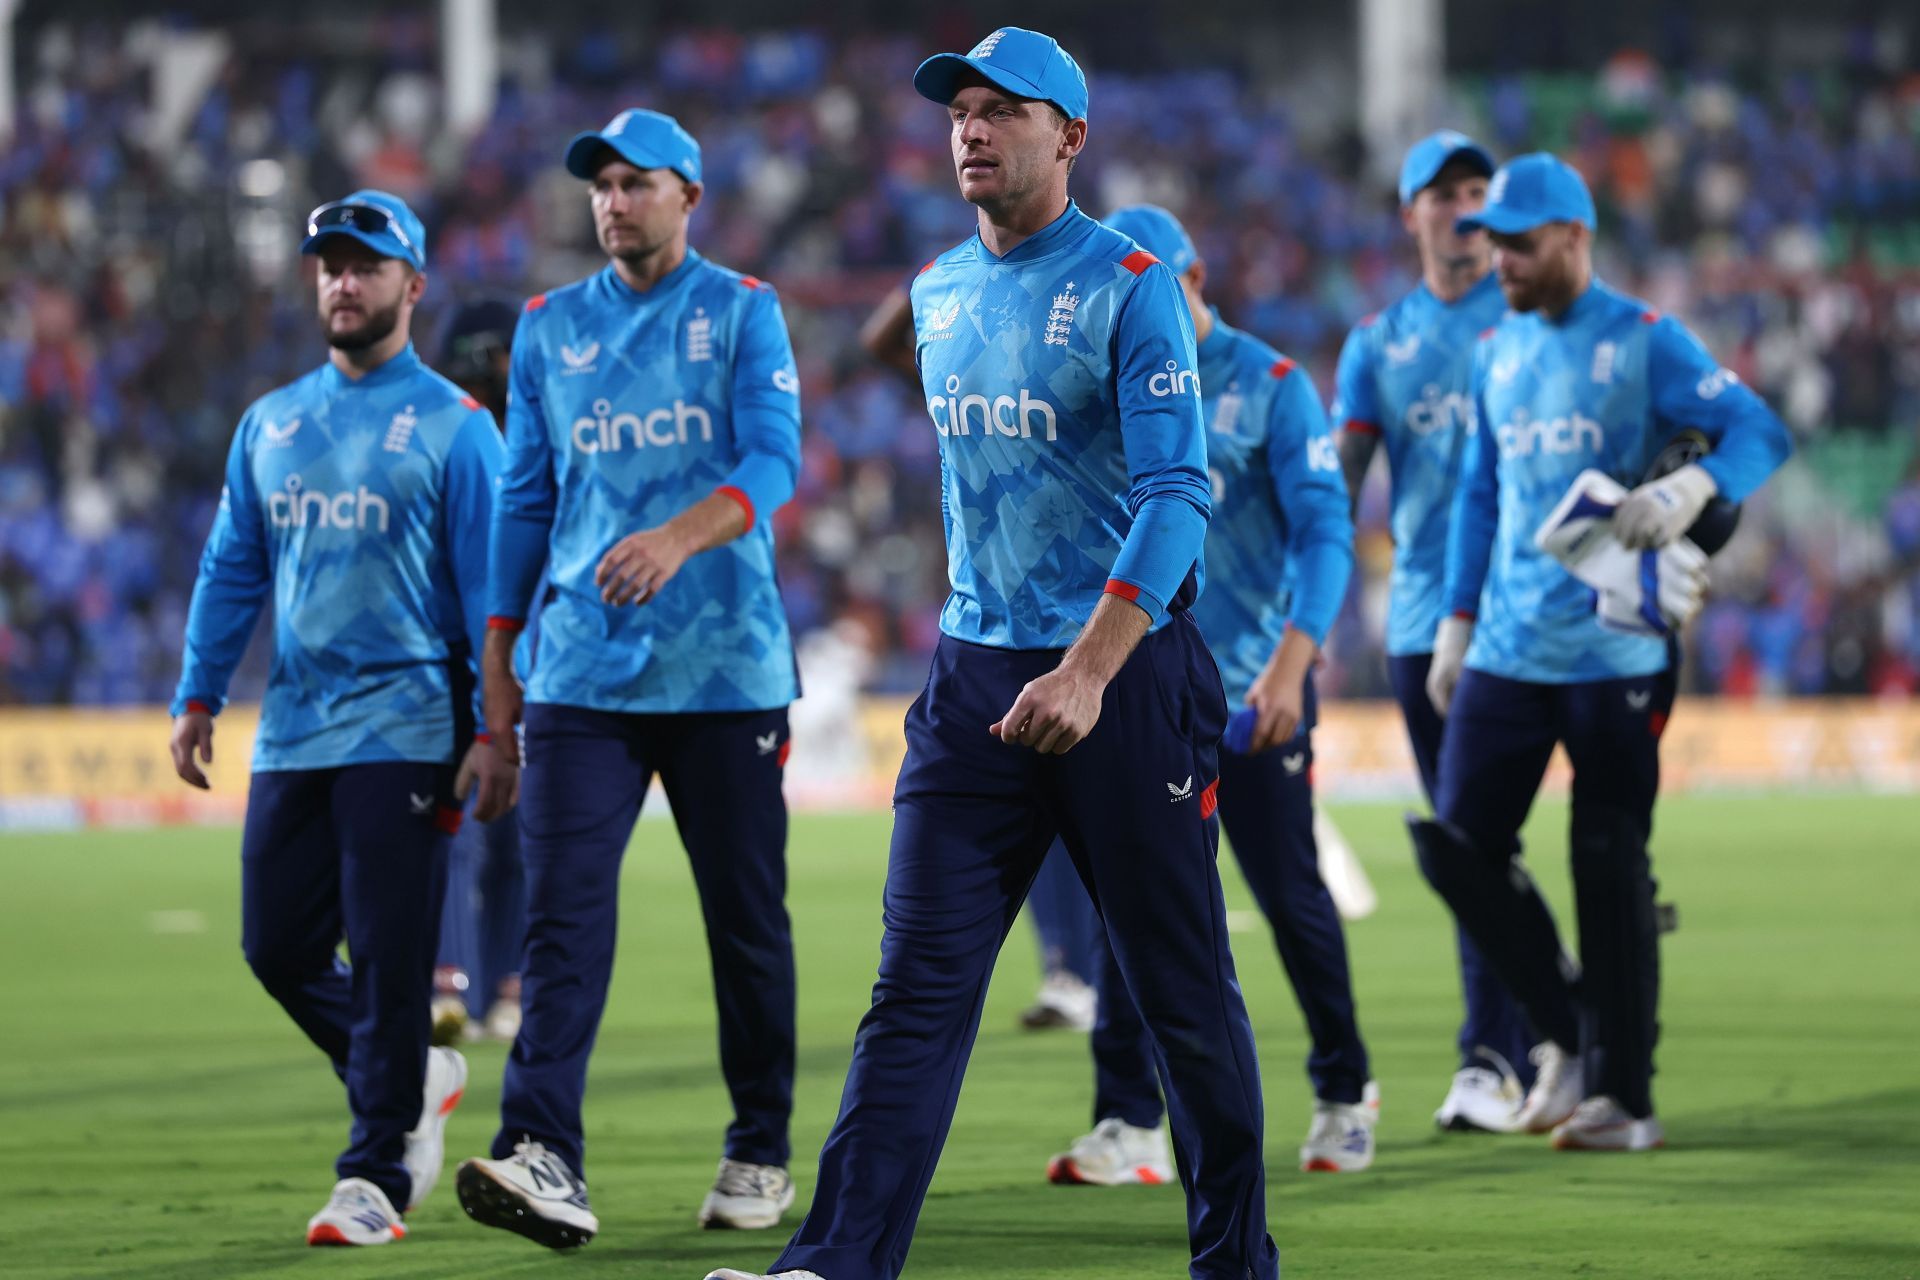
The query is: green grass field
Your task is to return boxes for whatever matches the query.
[2,794,1917,1279]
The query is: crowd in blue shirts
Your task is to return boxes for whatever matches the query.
[2,21,1917,705]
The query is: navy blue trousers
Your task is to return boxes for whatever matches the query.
[439,792,526,1017]
[241,762,455,1211]
[775,620,1278,1280]
[1024,840,1102,983]
[1091,722,1371,1126]
[1428,666,1672,1118]
[494,702,795,1175]
[1388,652,1536,1085]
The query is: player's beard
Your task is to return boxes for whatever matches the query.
[603,223,672,271]
[324,299,403,352]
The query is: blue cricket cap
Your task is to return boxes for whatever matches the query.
[1104,205,1197,274]
[1397,129,1496,204]
[1456,152,1596,235]
[565,108,702,185]
[301,189,427,270]
[913,27,1089,122]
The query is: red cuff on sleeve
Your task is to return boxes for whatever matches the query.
[1103,579,1143,604]
[474,731,492,744]
[487,616,525,632]
[716,484,756,532]
[185,700,212,716]
[1343,419,1381,437]
[1451,609,1476,621]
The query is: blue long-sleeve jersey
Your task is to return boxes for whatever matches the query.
[488,253,803,713]
[910,202,1211,648]
[172,345,502,771]
[1333,272,1508,657]
[1446,280,1793,683]
[1190,313,1354,704]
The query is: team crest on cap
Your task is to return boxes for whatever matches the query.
[971,29,1008,58]
[1488,168,1510,204]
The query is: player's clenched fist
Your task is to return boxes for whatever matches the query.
[991,665,1106,755]
[169,710,215,789]
[596,526,693,606]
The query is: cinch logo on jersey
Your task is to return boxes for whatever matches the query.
[571,397,715,453]
[1495,408,1604,458]
[266,474,391,532]
[1404,383,1475,437]
[1148,359,1199,398]
[926,375,1058,441]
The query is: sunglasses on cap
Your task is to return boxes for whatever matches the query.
[306,200,422,265]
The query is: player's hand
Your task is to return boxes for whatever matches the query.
[1613,463,1717,550]
[169,711,215,790]
[481,630,525,765]
[1427,615,1473,717]
[1243,663,1306,753]
[596,526,693,606]
[456,737,519,823]
[991,664,1105,755]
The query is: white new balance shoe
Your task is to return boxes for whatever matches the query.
[306,1177,406,1247]
[1018,971,1097,1031]
[1551,1096,1666,1151]
[1300,1081,1379,1172]
[404,1046,467,1210]
[1514,1042,1585,1134]
[1434,1049,1525,1133]
[703,1270,825,1280]
[699,1158,797,1229]
[1046,1117,1174,1186]
[456,1140,598,1249]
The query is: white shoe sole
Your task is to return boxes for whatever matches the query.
[1046,1154,1172,1186]
[455,1159,597,1250]
[405,1050,468,1210]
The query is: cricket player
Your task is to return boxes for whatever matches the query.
[167,190,511,1246]
[1045,203,1374,1184]
[1412,153,1792,1150]
[1333,131,1539,1131]
[455,108,804,1248]
[708,27,1279,1280]
[432,299,529,1045]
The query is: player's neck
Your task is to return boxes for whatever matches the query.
[975,189,1070,258]
[610,237,689,294]
[1541,264,1595,321]
[329,327,411,380]
[1190,304,1215,344]
[1423,254,1491,304]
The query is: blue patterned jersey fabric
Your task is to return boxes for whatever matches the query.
[1189,314,1354,704]
[910,202,1211,649]
[1446,280,1793,683]
[1333,272,1508,657]
[173,345,502,771]
[489,252,802,713]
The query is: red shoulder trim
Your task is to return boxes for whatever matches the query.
[460,395,482,411]
[1269,357,1297,380]
[1358,311,1380,328]
[917,258,939,275]
[740,275,765,290]
[1640,309,1660,324]
[524,294,547,311]
[1478,326,1497,339]
[1120,249,1160,275]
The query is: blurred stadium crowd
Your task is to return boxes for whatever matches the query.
[2,17,1917,705]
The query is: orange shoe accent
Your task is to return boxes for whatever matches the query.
[308,1223,350,1246]
[1302,1158,1343,1172]
[439,1086,465,1117]
[1046,1155,1086,1185]
[1133,1165,1166,1185]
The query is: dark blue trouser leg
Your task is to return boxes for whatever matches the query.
[473,809,525,1016]
[658,708,796,1167]
[439,809,480,1005]
[1026,838,1102,982]
[1089,925,1160,1129]
[496,704,650,1176]
[1219,736,1370,1104]
[1390,653,1535,1084]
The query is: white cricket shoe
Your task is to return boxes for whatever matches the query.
[703,1271,825,1279]
[1047,1117,1174,1186]
[698,1158,797,1229]
[1551,1096,1666,1151]
[1018,970,1097,1031]
[1434,1050,1525,1133]
[1514,1042,1585,1134]
[306,1177,406,1247]
[482,994,522,1043]
[404,1046,467,1210]
[456,1140,598,1249]
[1300,1082,1379,1172]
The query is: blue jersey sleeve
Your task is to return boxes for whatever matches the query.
[1105,263,1212,622]
[443,408,504,721]
[1331,323,1379,432]
[172,416,272,716]
[1645,317,1792,502]
[488,303,555,624]
[1443,343,1500,621]
[718,285,802,530]
[1269,370,1355,645]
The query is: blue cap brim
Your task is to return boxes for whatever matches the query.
[1455,205,1557,236]
[301,225,414,265]
[1403,142,1496,203]
[565,132,696,182]
[913,53,1064,116]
